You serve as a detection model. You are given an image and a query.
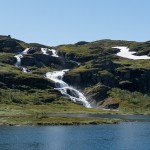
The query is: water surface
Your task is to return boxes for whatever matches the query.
[0,122,150,150]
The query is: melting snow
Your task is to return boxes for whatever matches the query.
[113,46,150,60]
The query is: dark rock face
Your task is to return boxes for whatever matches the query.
[130,41,150,56]
[85,84,110,107]
[103,103,119,109]
[64,70,118,89]
[106,48,120,54]
[75,41,89,45]
[0,39,23,53]
[64,70,98,89]
[64,63,150,106]
[116,69,150,94]
[97,97,119,109]
[0,71,54,89]
[97,72,118,87]
[21,53,77,69]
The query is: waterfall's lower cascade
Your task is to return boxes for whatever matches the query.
[14,48,30,72]
[46,70,91,108]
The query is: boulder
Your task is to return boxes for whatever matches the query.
[85,84,110,107]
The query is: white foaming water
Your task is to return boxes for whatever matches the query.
[70,60,81,66]
[14,48,30,73]
[49,49,59,57]
[46,70,91,108]
[22,48,30,55]
[41,48,48,55]
[113,46,150,60]
[41,48,59,57]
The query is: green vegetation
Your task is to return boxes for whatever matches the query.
[57,44,91,55]
[113,57,150,69]
[129,41,150,56]
[0,115,120,126]
[0,36,150,125]
[0,88,58,104]
[109,88,150,114]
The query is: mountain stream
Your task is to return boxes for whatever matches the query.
[14,47,91,108]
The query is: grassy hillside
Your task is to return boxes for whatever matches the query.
[0,35,150,118]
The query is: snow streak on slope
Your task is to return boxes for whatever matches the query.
[113,46,150,60]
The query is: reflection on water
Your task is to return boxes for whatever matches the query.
[0,122,150,150]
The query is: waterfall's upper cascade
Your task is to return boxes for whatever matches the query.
[14,48,30,73]
[41,48,59,57]
[113,46,150,60]
[46,70,91,108]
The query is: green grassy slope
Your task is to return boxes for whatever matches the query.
[0,36,150,117]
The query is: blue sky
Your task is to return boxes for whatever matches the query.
[0,0,150,46]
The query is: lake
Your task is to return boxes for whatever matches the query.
[0,122,150,150]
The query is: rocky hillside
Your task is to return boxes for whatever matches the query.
[0,35,150,112]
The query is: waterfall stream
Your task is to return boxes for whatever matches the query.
[46,70,91,108]
[14,47,91,107]
[41,48,59,57]
[42,48,91,108]
[14,48,30,72]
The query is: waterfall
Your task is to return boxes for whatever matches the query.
[14,48,30,73]
[41,48,59,57]
[14,47,91,107]
[41,48,91,108]
[46,70,91,108]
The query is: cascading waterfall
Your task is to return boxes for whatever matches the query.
[14,47,91,107]
[41,48,59,57]
[41,48,91,108]
[14,48,30,72]
[46,70,91,108]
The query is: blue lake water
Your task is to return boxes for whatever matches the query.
[0,122,150,150]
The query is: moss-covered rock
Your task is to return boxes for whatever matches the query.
[85,84,110,107]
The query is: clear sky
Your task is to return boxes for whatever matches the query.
[0,0,150,46]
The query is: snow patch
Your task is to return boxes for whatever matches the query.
[113,46,150,60]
